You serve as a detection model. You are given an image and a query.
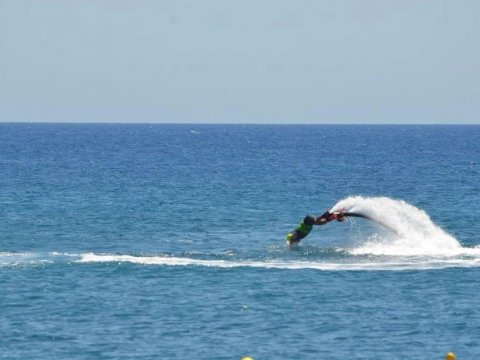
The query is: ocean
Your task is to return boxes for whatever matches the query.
[1,123,479,359]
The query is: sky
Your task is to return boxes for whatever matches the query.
[0,0,479,124]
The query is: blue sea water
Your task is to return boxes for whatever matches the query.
[1,123,480,359]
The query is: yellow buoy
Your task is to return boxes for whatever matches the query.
[241,357,254,360]
[446,352,456,360]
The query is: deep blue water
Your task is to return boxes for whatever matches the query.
[1,124,480,359]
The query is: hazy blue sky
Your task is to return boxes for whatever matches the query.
[1,0,479,124]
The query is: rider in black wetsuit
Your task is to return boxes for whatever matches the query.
[287,210,346,244]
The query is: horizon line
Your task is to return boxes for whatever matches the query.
[0,121,479,126]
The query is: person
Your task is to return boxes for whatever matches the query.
[287,210,346,244]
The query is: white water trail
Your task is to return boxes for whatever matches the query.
[3,249,480,271]
[331,196,476,257]
[77,253,480,271]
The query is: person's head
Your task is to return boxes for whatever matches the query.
[303,215,315,225]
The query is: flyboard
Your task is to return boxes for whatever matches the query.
[343,212,372,220]
[343,211,399,234]
[342,212,371,220]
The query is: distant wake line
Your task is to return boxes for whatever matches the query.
[3,251,480,271]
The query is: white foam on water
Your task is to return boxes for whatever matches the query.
[3,250,480,271]
[330,196,480,257]
[0,252,53,267]
[77,253,480,271]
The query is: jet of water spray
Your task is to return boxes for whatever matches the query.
[331,196,461,256]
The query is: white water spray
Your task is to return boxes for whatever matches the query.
[331,196,467,256]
